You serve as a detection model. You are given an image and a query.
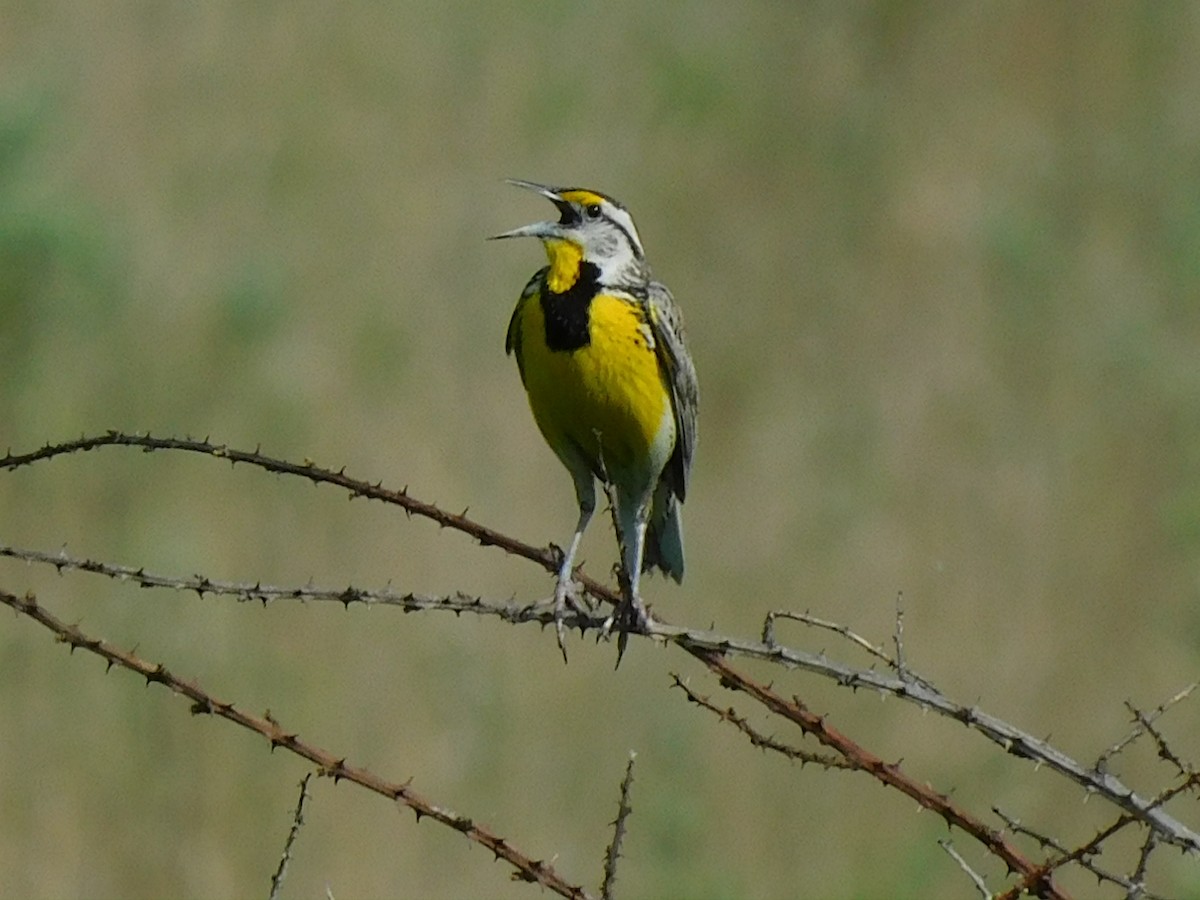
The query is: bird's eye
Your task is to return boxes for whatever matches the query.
[585,203,602,219]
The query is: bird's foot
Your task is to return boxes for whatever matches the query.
[552,577,590,663]
[601,595,649,668]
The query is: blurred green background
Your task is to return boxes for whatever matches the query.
[2,3,1199,897]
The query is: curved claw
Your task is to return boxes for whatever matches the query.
[552,577,588,664]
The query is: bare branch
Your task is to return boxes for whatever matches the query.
[5,533,1199,856]
[1129,830,1160,900]
[991,808,1171,900]
[0,587,594,900]
[0,432,569,587]
[269,773,313,900]
[1096,683,1198,772]
[937,840,990,899]
[0,543,604,629]
[1125,699,1196,778]
[660,634,1199,853]
[671,675,854,770]
[763,609,892,667]
[892,591,909,677]
[600,753,636,900]
[686,647,1067,899]
[4,432,1199,882]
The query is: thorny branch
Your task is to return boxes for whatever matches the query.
[6,539,1196,860]
[763,609,893,669]
[1096,684,1197,773]
[4,431,1200,895]
[1,431,563,574]
[991,807,1164,900]
[687,645,1066,898]
[1126,700,1196,777]
[670,674,854,770]
[600,753,636,900]
[269,774,313,900]
[0,587,593,900]
[993,771,1200,900]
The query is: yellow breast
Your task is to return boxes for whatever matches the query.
[518,291,674,487]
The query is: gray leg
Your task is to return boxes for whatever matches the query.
[552,471,595,661]
[605,486,652,647]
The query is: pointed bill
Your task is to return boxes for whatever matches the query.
[489,178,577,240]
[503,178,563,202]
[489,221,556,241]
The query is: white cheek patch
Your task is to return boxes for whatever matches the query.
[595,230,621,257]
[591,240,637,283]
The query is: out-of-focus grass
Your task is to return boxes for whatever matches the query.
[2,3,1199,898]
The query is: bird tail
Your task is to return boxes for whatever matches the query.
[642,480,685,582]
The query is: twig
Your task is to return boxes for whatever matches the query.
[1096,683,1198,772]
[762,610,892,666]
[1129,830,1160,900]
[0,543,603,630]
[991,808,1171,900]
[938,839,990,899]
[0,587,594,900]
[892,591,909,678]
[600,753,636,900]
[671,675,854,770]
[1126,700,1195,777]
[269,774,313,900]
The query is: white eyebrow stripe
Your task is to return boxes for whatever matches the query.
[604,207,644,259]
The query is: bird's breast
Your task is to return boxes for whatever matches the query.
[518,289,674,488]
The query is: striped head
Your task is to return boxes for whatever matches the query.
[491,179,649,292]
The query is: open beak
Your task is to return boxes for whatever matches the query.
[489,179,574,240]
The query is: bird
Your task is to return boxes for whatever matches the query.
[493,179,698,660]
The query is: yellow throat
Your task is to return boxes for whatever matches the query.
[542,238,585,294]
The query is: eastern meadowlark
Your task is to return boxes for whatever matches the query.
[493,180,698,657]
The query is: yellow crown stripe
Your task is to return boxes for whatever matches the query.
[558,189,608,207]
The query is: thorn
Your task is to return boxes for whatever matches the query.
[556,623,569,665]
